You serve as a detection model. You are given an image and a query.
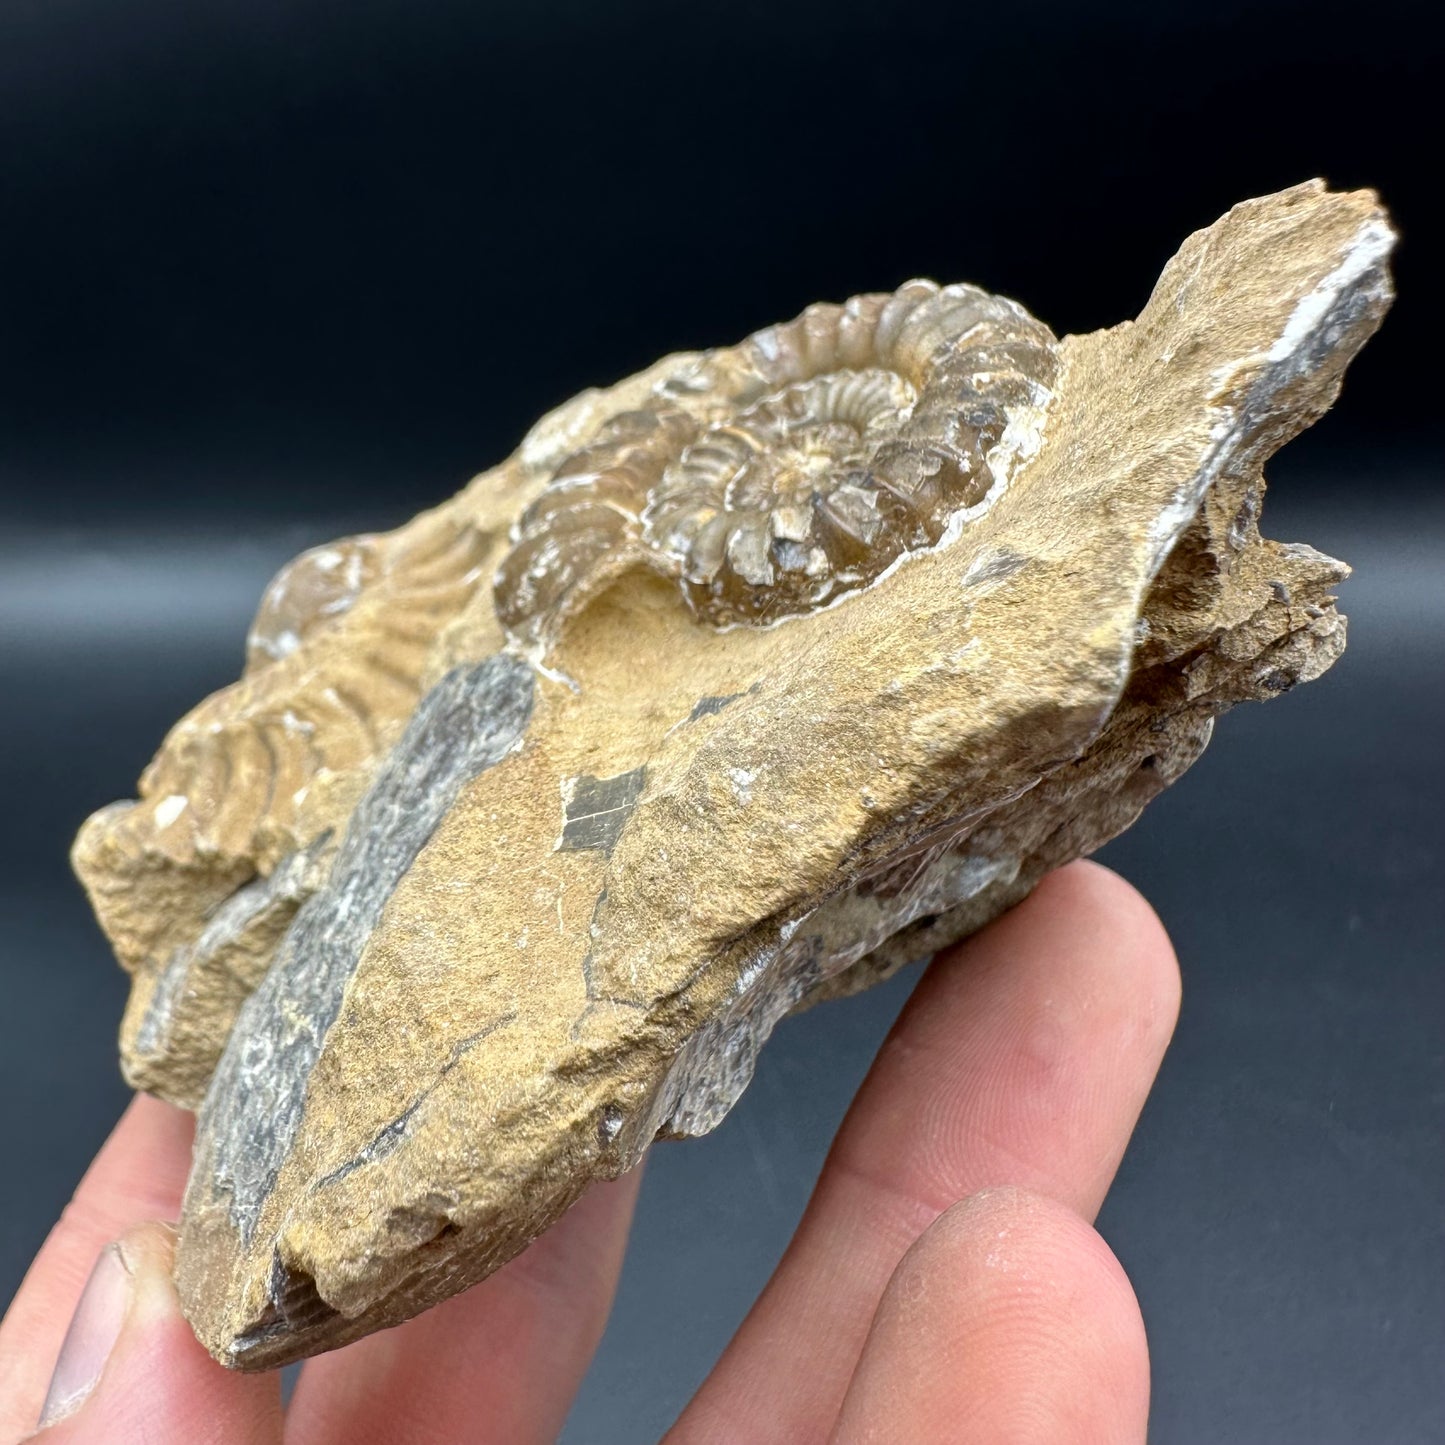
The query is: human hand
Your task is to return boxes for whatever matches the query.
[0,861,1179,1443]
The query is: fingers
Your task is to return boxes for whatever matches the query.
[670,861,1179,1444]
[23,1222,282,1444]
[7,1082,642,1444]
[830,1188,1149,1445]
[284,1166,644,1445]
[0,1094,194,1441]
[4,861,1167,1445]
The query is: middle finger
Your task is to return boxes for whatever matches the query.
[667,861,1180,1445]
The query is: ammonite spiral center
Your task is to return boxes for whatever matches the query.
[648,368,917,596]
[494,281,1059,644]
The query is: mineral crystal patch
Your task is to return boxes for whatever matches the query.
[71,181,1395,1367]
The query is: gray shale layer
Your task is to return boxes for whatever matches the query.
[198,653,535,1242]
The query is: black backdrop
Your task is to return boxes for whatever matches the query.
[1,0,1440,522]
[2,3,1441,1442]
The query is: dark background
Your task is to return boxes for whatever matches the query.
[1,1,1440,1440]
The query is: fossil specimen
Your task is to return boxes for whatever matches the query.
[495,282,1057,638]
[71,182,1394,1368]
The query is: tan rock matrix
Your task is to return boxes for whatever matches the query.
[72,182,1394,1367]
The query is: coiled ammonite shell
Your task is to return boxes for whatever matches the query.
[494,281,1060,642]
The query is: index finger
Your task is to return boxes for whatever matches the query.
[0,1093,193,1441]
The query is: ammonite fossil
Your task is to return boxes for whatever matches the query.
[494,281,1060,641]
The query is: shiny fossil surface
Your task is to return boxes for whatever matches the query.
[71,182,1394,1367]
[495,280,1058,637]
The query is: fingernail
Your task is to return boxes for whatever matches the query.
[36,1243,132,1430]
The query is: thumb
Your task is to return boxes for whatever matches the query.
[25,1222,282,1444]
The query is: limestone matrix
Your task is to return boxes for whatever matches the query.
[70,181,1395,1367]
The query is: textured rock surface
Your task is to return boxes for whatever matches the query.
[71,181,1394,1368]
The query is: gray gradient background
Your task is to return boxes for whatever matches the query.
[2,0,1442,1439]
